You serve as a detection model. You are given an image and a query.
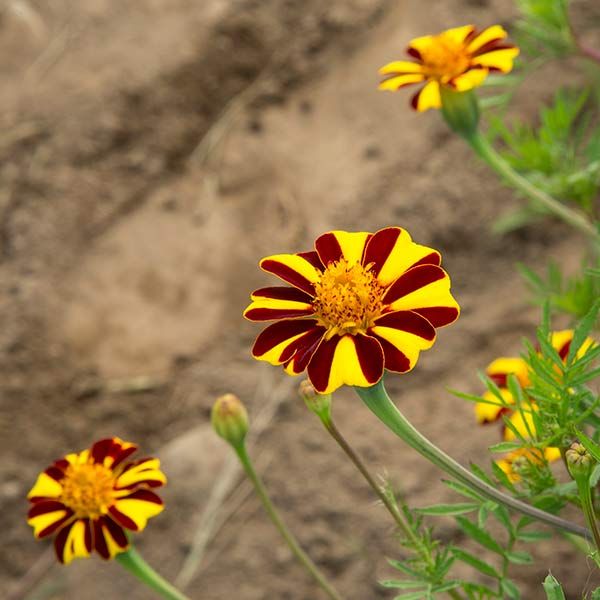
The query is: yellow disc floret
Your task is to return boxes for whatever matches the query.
[420,33,470,81]
[61,462,116,519]
[312,258,384,337]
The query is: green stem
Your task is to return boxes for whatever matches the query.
[574,476,600,553]
[355,381,591,540]
[233,443,343,600]
[116,546,190,600]
[466,130,599,244]
[320,415,464,600]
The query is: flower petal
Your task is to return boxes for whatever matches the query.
[91,438,137,469]
[115,458,167,491]
[315,231,371,267]
[244,287,315,321]
[93,516,129,560]
[471,47,519,73]
[486,357,530,388]
[442,24,476,45]
[252,319,323,365]
[27,472,64,501]
[260,254,321,295]
[411,80,441,112]
[379,73,426,91]
[378,60,424,75]
[474,389,513,424]
[363,227,441,287]
[54,519,92,565]
[550,329,574,359]
[369,311,436,373]
[28,501,74,538]
[307,333,384,394]
[110,489,164,532]
[466,25,507,54]
[383,264,459,327]
[449,67,488,91]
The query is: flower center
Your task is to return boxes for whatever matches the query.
[312,259,384,336]
[61,463,116,518]
[421,34,470,81]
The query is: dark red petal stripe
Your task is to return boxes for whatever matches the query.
[383,264,446,304]
[413,307,459,328]
[558,340,571,361]
[108,506,138,531]
[91,438,138,468]
[407,47,422,60]
[244,306,315,321]
[297,250,325,271]
[315,232,344,266]
[105,516,129,548]
[374,310,436,341]
[363,227,402,274]
[354,334,385,384]
[372,334,411,373]
[115,459,166,490]
[410,86,426,110]
[54,521,74,563]
[280,327,327,373]
[411,251,441,268]
[307,336,341,392]
[125,488,164,505]
[252,286,314,303]
[93,519,110,559]
[472,41,515,57]
[261,259,316,295]
[252,319,320,358]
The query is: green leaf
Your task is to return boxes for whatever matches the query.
[542,574,566,600]
[575,429,600,464]
[442,480,485,502]
[417,503,479,516]
[489,441,523,453]
[455,516,505,555]
[567,300,599,364]
[506,550,534,564]
[501,577,521,599]
[469,462,495,486]
[516,529,552,542]
[392,592,429,600]
[450,547,500,579]
[380,580,424,589]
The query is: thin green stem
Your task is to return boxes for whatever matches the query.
[355,381,591,540]
[320,416,464,600]
[116,546,190,600]
[233,443,343,600]
[575,476,600,553]
[465,130,599,244]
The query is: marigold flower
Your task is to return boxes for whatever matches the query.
[496,446,561,483]
[379,24,519,111]
[244,227,459,394]
[27,437,166,564]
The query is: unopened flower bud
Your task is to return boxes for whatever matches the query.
[440,87,480,139]
[299,380,332,422]
[566,442,595,480]
[212,393,249,448]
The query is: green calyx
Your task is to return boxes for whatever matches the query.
[440,86,480,140]
[211,393,249,449]
[566,442,595,481]
[299,380,332,424]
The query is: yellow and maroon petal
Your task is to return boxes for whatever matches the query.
[260,253,321,295]
[244,286,315,321]
[114,458,166,492]
[252,319,325,366]
[297,250,325,271]
[281,327,328,375]
[471,46,519,73]
[383,264,459,327]
[379,60,425,75]
[314,230,371,267]
[379,73,426,91]
[93,516,129,560]
[91,438,137,470]
[486,357,530,388]
[369,310,436,373]
[307,333,384,394]
[54,519,92,565]
[475,389,514,424]
[363,227,441,287]
[110,489,164,532]
[411,80,442,112]
[466,24,508,54]
[28,500,74,539]
[27,470,64,502]
[449,67,488,91]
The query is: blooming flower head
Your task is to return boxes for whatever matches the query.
[244,227,459,394]
[27,438,166,564]
[379,24,519,111]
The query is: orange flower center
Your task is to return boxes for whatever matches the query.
[420,34,470,80]
[312,259,384,336]
[61,463,116,518]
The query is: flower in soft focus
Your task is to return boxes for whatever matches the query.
[379,24,519,111]
[244,227,459,394]
[27,438,166,564]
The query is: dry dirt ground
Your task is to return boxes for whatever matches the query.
[1,0,599,598]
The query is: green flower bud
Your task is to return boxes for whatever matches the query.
[566,442,595,481]
[440,86,480,139]
[212,393,249,448]
[299,380,332,423]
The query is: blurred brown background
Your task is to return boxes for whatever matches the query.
[1,0,597,598]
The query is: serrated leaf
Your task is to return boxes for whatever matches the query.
[455,516,505,555]
[450,547,500,579]
[417,503,479,516]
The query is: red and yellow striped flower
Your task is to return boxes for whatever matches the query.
[379,24,519,111]
[27,438,166,564]
[244,227,459,394]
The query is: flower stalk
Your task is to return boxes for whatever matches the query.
[355,380,591,540]
[116,546,190,600]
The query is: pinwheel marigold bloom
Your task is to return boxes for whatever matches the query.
[244,227,459,394]
[27,438,166,564]
[379,24,519,111]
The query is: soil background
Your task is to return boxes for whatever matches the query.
[1,0,599,599]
